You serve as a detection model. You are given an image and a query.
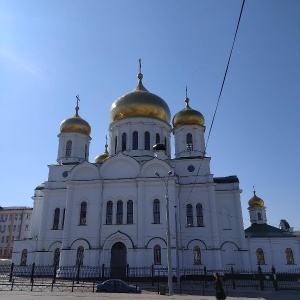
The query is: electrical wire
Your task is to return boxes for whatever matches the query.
[183,0,246,205]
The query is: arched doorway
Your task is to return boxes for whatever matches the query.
[110,242,127,277]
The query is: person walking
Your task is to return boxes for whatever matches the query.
[214,272,226,300]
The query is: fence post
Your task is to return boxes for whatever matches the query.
[30,263,35,284]
[204,266,207,288]
[271,265,278,291]
[258,265,264,290]
[9,263,14,282]
[231,266,236,289]
[151,264,154,286]
[102,264,105,281]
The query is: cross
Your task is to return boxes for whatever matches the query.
[76,95,80,106]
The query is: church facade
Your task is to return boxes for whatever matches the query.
[12,70,299,273]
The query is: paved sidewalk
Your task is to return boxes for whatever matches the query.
[0,290,299,300]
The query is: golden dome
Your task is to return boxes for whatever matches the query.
[60,99,91,136]
[95,142,109,164]
[248,191,265,208]
[172,97,205,128]
[110,73,171,124]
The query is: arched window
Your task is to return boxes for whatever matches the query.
[154,245,161,264]
[193,246,201,264]
[286,248,294,264]
[53,248,60,266]
[122,133,127,151]
[106,201,113,225]
[76,246,84,266]
[164,137,167,147]
[156,133,160,144]
[256,248,265,265]
[114,136,118,154]
[186,204,193,226]
[53,208,60,230]
[66,140,72,157]
[20,249,28,266]
[257,212,262,221]
[116,200,123,224]
[186,133,193,151]
[127,200,133,224]
[144,131,150,150]
[62,209,66,229]
[153,199,160,224]
[84,144,88,160]
[132,131,138,150]
[79,201,87,225]
[196,204,204,226]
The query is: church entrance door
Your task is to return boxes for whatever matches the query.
[110,242,127,277]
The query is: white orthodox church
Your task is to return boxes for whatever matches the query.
[12,68,299,274]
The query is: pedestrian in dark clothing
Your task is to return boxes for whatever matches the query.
[214,272,226,300]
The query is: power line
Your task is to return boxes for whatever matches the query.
[183,0,246,205]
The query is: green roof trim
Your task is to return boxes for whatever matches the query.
[214,176,239,184]
[245,223,296,238]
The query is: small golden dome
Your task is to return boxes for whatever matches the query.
[248,191,265,208]
[95,142,109,164]
[172,97,205,128]
[60,98,91,136]
[110,73,171,124]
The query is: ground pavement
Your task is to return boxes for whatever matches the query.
[0,289,299,300]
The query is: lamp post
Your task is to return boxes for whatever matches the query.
[155,171,173,296]
[174,205,180,286]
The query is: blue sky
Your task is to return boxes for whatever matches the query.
[0,0,299,230]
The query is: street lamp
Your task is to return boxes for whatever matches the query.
[155,171,173,295]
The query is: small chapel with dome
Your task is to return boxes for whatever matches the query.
[12,66,299,273]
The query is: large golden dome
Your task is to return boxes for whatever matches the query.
[110,73,171,124]
[172,97,205,128]
[60,100,91,136]
[248,191,265,208]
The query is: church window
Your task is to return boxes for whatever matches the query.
[79,202,87,225]
[127,200,133,224]
[256,248,265,265]
[106,201,113,225]
[53,208,60,230]
[20,249,28,266]
[257,212,262,221]
[62,209,66,229]
[116,200,123,224]
[114,136,118,154]
[154,245,161,264]
[144,131,150,150]
[286,248,294,264]
[132,131,138,150]
[122,133,127,151]
[186,133,193,151]
[66,140,72,157]
[196,203,204,226]
[193,246,201,264]
[53,248,60,266]
[76,246,84,266]
[84,144,88,160]
[186,204,194,226]
[164,137,167,148]
[0,248,2,256]
[153,199,160,224]
[156,133,160,144]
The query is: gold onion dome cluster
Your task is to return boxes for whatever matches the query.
[60,105,91,136]
[248,191,265,208]
[172,97,205,128]
[110,73,171,124]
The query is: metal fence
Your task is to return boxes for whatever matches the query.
[0,264,300,293]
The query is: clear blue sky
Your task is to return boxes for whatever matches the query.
[1,0,299,230]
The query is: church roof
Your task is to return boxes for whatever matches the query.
[245,223,296,238]
[214,176,239,183]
